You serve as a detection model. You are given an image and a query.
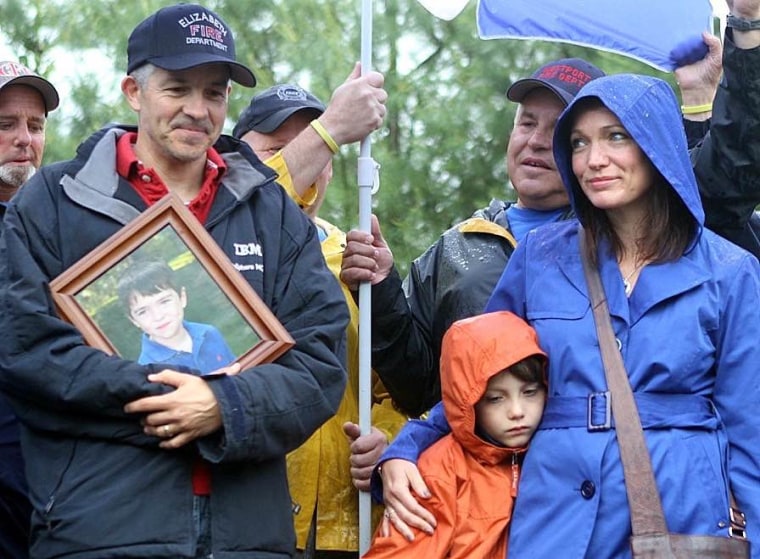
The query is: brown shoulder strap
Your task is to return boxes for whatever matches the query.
[578,227,668,537]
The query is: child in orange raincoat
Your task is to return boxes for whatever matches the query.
[363,311,547,559]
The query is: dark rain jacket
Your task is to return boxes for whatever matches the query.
[691,31,760,258]
[368,30,760,419]
[0,204,32,559]
[0,127,348,558]
[370,199,518,417]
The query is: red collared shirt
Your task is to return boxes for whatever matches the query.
[115,132,225,225]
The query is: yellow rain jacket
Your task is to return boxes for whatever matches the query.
[264,151,406,552]
[287,218,407,551]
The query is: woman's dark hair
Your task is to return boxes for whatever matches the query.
[568,99,695,265]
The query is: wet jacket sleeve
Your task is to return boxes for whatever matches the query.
[683,118,710,150]
[199,200,349,463]
[0,193,166,446]
[711,253,760,545]
[693,30,760,258]
[370,401,451,503]
[364,471,457,559]
[370,255,440,417]
[263,150,318,209]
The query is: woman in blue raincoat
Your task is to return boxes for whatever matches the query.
[481,73,760,557]
[371,72,760,558]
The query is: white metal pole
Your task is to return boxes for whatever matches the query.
[358,0,375,555]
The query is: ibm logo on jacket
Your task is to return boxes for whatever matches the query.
[232,242,264,273]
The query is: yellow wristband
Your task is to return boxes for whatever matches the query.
[310,120,340,154]
[681,103,712,115]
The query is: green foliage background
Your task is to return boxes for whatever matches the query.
[0,0,678,275]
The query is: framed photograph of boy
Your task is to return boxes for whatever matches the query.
[50,194,294,373]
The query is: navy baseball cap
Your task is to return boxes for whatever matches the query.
[127,3,255,87]
[232,84,326,138]
[507,58,605,106]
[0,61,59,114]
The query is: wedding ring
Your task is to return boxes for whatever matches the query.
[162,425,171,437]
[384,508,394,519]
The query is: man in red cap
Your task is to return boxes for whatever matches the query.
[0,59,59,559]
[0,60,59,205]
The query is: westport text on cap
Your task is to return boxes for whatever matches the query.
[507,58,605,106]
[232,84,326,138]
[0,61,60,114]
[127,3,256,87]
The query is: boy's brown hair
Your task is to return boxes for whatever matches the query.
[507,355,546,387]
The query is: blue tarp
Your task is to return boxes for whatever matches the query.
[476,0,713,71]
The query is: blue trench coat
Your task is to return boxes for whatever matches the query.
[486,74,760,558]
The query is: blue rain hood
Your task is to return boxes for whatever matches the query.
[552,74,705,236]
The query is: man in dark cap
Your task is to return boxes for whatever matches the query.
[233,84,406,559]
[342,57,606,420]
[0,59,59,559]
[0,4,349,557]
[233,68,387,213]
[233,83,335,214]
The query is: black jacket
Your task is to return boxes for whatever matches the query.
[0,201,32,559]
[691,29,760,259]
[0,127,348,558]
[371,201,570,416]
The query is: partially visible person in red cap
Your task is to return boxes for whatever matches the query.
[341,57,606,424]
[0,59,59,559]
[0,4,349,558]
[0,60,58,205]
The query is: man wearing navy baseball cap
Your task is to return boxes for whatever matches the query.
[0,4,349,558]
[234,84,407,559]
[233,84,326,137]
[126,2,256,86]
[231,67,388,213]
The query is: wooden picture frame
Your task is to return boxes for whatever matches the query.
[50,194,294,371]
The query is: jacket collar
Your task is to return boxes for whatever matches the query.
[60,127,277,226]
[556,231,710,325]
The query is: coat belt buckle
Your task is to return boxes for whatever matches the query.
[587,391,611,431]
[729,505,747,540]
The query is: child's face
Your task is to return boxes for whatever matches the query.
[474,369,546,449]
[128,287,187,345]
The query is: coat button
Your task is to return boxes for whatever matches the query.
[580,480,596,499]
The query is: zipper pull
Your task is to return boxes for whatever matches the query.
[511,453,519,497]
